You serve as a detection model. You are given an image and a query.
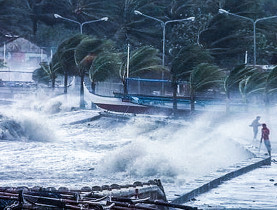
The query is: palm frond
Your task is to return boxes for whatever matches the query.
[224,64,257,93]
[190,63,223,92]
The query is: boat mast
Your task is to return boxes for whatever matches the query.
[126,43,130,78]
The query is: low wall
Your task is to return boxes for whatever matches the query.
[171,156,271,205]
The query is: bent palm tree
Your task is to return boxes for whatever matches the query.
[224,65,256,112]
[89,52,121,94]
[74,37,114,108]
[189,63,223,111]
[119,46,165,96]
[32,67,50,85]
[39,61,61,90]
[264,67,277,107]
[239,71,267,111]
[53,34,86,94]
[170,45,213,113]
[0,60,5,68]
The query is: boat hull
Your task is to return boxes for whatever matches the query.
[85,90,177,115]
[94,101,175,115]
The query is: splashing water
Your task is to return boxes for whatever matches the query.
[0,89,275,199]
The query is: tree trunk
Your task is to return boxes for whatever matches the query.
[51,73,55,91]
[190,89,195,112]
[264,93,270,114]
[80,73,85,109]
[225,92,230,113]
[64,71,68,94]
[172,82,178,116]
[123,79,128,96]
[91,82,96,94]
[264,93,269,107]
[243,96,248,112]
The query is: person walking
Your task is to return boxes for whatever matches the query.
[260,123,271,157]
[250,116,261,140]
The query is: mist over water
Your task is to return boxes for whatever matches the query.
[0,90,275,198]
[96,113,254,184]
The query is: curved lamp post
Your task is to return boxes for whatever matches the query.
[219,9,277,66]
[134,10,195,67]
[54,14,108,34]
[134,10,194,94]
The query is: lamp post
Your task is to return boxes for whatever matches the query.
[134,10,195,67]
[134,10,194,94]
[219,9,277,66]
[54,14,108,34]
[3,42,6,64]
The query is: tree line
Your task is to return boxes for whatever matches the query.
[1,0,277,112]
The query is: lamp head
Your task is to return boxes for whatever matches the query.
[5,34,19,38]
[187,17,195,21]
[101,17,108,21]
[219,9,229,14]
[134,10,142,15]
[54,14,62,18]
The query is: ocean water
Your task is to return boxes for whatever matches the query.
[0,88,274,201]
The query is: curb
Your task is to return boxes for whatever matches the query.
[171,156,271,204]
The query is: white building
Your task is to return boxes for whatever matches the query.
[0,38,48,81]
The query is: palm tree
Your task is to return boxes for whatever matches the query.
[88,52,121,94]
[39,61,61,90]
[189,63,223,111]
[224,64,256,112]
[0,60,4,68]
[119,46,165,96]
[53,34,86,94]
[32,67,50,85]
[264,67,277,107]
[74,37,115,108]
[170,44,213,113]
[239,71,267,111]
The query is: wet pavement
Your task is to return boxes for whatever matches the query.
[186,155,277,209]
[184,143,277,209]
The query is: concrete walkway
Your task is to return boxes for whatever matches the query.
[185,155,277,209]
[173,141,277,209]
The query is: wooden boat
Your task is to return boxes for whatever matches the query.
[86,89,226,116]
[86,91,180,115]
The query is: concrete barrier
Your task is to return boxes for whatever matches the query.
[171,156,271,204]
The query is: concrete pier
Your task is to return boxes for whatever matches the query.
[169,141,275,209]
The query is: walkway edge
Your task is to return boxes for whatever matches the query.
[171,156,271,204]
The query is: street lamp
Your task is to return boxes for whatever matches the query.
[134,10,194,94]
[54,14,108,34]
[134,10,195,67]
[219,8,277,66]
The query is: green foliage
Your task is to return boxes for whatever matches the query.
[239,70,267,101]
[74,36,116,82]
[54,34,87,75]
[190,63,223,92]
[189,62,223,111]
[2,0,277,69]
[32,68,50,85]
[0,59,5,68]
[224,64,257,98]
[201,0,277,66]
[74,37,113,67]
[265,67,277,95]
[171,44,213,81]
[89,52,121,82]
[41,61,58,79]
[119,46,165,81]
